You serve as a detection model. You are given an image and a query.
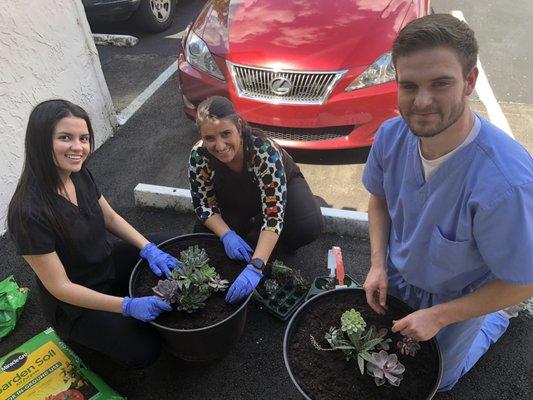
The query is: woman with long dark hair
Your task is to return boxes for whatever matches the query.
[8,99,179,368]
[189,96,323,304]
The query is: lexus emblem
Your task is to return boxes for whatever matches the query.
[269,77,292,95]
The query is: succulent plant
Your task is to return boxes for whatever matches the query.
[179,245,209,270]
[208,274,230,291]
[152,279,179,303]
[522,297,533,318]
[175,289,210,313]
[366,350,405,386]
[341,309,366,336]
[263,279,281,296]
[270,260,308,291]
[365,325,392,351]
[152,245,228,313]
[311,309,393,375]
[397,337,421,357]
[325,327,348,348]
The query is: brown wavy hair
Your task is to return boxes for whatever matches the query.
[392,13,478,77]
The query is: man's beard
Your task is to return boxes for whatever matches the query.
[401,98,465,138]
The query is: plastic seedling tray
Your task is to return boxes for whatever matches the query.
[253,276,308,321]
[304,274,362,302]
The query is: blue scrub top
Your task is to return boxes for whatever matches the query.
[363,116,533,300]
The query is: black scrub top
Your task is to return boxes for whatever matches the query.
[10,167,112,322]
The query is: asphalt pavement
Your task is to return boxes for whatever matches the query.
[1,68,531,400]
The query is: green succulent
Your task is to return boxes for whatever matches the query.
[311,308,396,377]
[270,260,308,290]
[152,244,228,313]
[341,309,367,335]
[179,245,209,269]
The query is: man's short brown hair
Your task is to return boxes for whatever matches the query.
[392,14,478,77]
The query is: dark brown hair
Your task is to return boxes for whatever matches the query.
[195,96,267,140]
[392,13,478,77]
[196,96,240,130]
[7,99,95,250]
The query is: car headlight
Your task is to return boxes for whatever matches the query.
[345,52,395,91]
[185,31,225,81]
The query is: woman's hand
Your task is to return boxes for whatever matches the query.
[122,296,172,322]
[225,265,262,304]
[140,243,182,277]
[220,230,253,262]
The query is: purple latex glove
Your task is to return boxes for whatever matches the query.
[122,296,172,322]
[140,242,181,277]
[220,230,253,262]
[225,265,263,304]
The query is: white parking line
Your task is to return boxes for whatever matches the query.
[451,10,514,138]
[115,29,187,126]
[116,60,178,125]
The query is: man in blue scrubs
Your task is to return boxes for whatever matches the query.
[362,14,533,391]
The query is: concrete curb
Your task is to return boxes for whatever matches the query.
[93,34,139,47]
[134,183,369,237]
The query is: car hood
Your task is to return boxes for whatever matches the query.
[193,0,413,70]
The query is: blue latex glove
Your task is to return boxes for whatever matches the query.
[140,242,181,277]
[122,296,172,322]
[225,265,263,304]
[220,230,253,262]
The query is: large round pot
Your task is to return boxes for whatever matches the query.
[129,233,251,362]
[284,288,442,400]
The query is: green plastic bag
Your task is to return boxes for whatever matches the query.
[0,275,29,339]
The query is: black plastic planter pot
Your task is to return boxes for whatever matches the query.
[129,233,251,362]
[284,288,442,400]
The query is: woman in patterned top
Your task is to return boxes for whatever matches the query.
[189,96,323,303]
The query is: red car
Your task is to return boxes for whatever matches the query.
[178,0,430,150]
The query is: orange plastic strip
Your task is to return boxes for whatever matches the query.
[332,246,345,286]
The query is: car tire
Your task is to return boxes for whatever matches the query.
[134,0,177,33]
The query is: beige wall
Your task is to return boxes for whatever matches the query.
[0,0,116,233]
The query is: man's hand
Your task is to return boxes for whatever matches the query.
[391,307,445,342]
[363,265,389,315]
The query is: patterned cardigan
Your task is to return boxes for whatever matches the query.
[188,133,288,235]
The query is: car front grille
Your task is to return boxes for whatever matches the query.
[229,62,346,105]
[250,123,355,142]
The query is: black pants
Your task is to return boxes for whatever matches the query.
[195,174,323,251]
[52,233,174,369]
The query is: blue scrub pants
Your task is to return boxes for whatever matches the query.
[388,272,510,391]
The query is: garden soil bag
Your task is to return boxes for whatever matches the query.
[0,327,124,400]
[0,276,29,339]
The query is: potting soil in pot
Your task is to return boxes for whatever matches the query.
[132,237,244,330]
[287,290,440,400]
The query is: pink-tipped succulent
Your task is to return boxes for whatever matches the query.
[152,279,179,303]
[366,350,405,387]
